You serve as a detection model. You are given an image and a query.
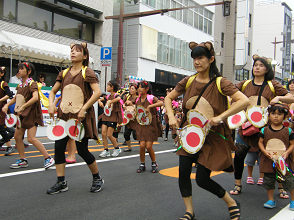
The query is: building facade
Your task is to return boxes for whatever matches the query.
[0,0,113,90]
[252,0,292,84]
[111,0,217,96]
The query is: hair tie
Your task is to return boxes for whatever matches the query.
[23,62,30,69]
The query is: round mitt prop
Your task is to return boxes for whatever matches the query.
[47,119,67,141]
[65,119,85,141]
[227,111,246,129]
[104,105,112,117]
[246,106,268,128]
[5,114,17,128]
[136,105,152,125]
[178,124,206,154]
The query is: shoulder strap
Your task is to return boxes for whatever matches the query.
[261,127,265,134]
[191,77,217,110]
[81,66,87,79]
[185,73,198,90]
[241,80,252,92]
[147,94,154,104]
[62,66,87,79]
[289,128,292,135]
[267,81,275,96]
[62,68,70,78]
[257,81,267,105]
[0,81,4,90]
[216,77,231,109]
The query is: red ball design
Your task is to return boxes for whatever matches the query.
[190,117,203,127]
[251,111,262,122]
[69,126,79,137]
[231,114,241,124]
[52,125,64,137]
[186,132,200,148]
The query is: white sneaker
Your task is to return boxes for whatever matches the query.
[99,150,111,158]
[111,148,122,157]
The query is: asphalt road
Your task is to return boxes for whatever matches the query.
[0,134,292,220]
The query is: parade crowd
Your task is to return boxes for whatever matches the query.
[1,41,294,220]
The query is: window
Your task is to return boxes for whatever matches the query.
[187,9,193,26]
[0,0,16,21]
[235,69,249,81]
[221,32,224,48]
[193,13,199,29]
[53,13,81,39]
[198,15,203,31]
[175,38,181,66]
[176,3,182,21]
[168,36,175,65]
[170,0,176,18]
[248,42,251,56]
[249,13,252,28]
[81,22,94,42]
[17,1,52,31]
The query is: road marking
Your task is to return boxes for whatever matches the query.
[270,204,294,220]
[0,149,174,178]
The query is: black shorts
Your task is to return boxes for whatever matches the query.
[101,121,117,129]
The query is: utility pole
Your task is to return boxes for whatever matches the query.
[106,0,230,85]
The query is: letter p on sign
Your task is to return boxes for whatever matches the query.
[101,47,112,60]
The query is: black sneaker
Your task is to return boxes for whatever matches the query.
[137,163,146,173]
[90,178,104,193]
[4,147,16,156]
[47,181,68,195]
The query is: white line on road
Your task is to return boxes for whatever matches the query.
[270,204,294,220]
[0,149,175,178]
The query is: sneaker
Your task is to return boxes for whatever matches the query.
[44,157,55,169]
[164,138,168,141]
[47,181,68,195]
[137,163,146,173]
[111,148,122,157]
[90,178,104,193]
[99,150,111,158]
[151,162,158,173]
[264,200,276,209]
[10,159,28,169]
[4,146,16,156]
[290,200,294,211]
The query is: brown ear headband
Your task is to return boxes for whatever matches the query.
[189,41,215,56]
[252,54,272,64]
[70,42,87,49]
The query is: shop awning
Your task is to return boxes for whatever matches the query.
[0,30,71,66]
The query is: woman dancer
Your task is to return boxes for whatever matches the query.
[165,41,249,220]
[230,55,294,195]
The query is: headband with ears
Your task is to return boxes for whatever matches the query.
[70,42,88,49]
[189,41,215,56]
[252,54,272,65]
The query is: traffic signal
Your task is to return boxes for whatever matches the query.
[223,1,231,16]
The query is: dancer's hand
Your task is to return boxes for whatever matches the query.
[209,116,223,127]
[48,104,56,118]
[282,151,290,160]
[263,150,272,160]
[169,115,179,129]
[78,108,86,122]
[18,105,26,113]
[2,105,8,114]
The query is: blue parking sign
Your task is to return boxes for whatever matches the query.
[101,47,112,60]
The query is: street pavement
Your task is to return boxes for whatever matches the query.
[0,133,293,220]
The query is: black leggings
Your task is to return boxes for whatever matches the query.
[54,136,95,165]
[234,144,250,180]
[165,123,170,138]
[179,155,226,198]
[124,126,137,141]
[0,125,14,142]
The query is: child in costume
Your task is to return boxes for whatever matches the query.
[258,103,294,210]
[135,81,163,173]
[3,62,55,169]
[98,80,122,157]
[47,43,103,194]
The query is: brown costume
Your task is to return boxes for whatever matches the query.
[101,93,122,124]
[0,81,8,125]
[175,76,238,171]
[136,96,162,141]
[123,94,138,130]
[236,80,288,151]
[15,81,43,129]
[259,126,294,173]
[56,67,98,139]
